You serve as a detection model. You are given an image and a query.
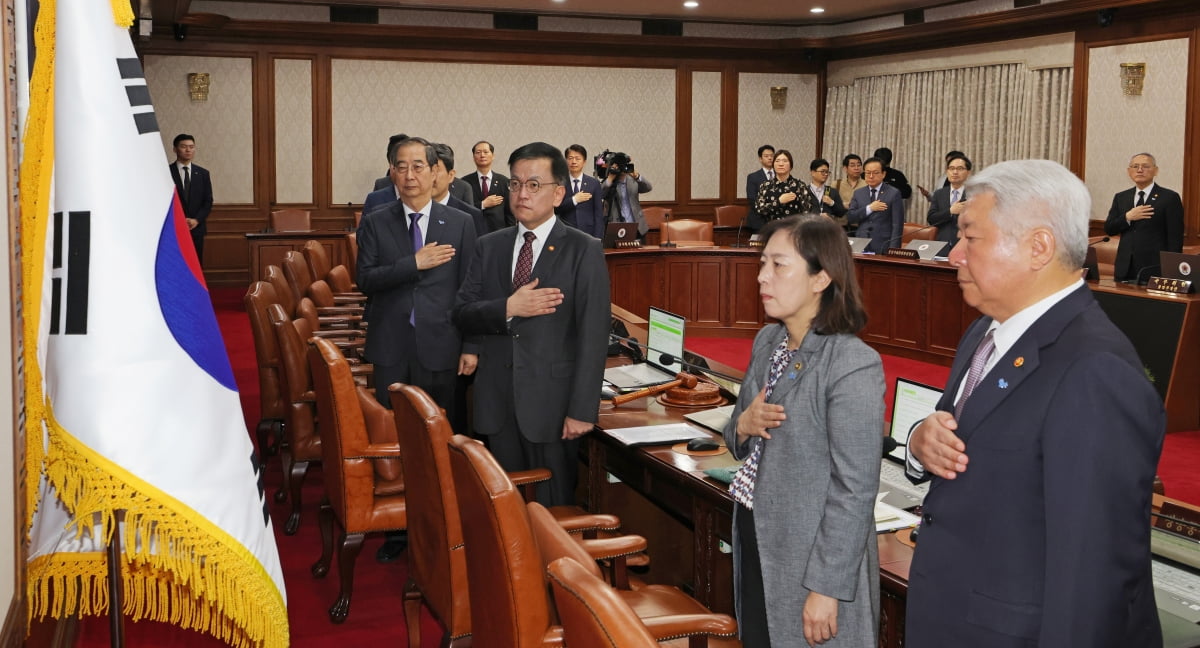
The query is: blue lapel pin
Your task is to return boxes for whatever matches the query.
[787,371,797,379]
[438,219,445,225]
[998,378,1008,389]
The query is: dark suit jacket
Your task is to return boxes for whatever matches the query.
[356,201,477,372]
[1104,184,1184,281]
[927,185,966,245]
[847,183,905,253]
[461,170,513,234]
[450,177,474,205]
[447,195,486,240]
[452,219,610,443]
[169,163,213,242]
[807,185,847,220]
[373,174,391,191]
[556,174,605,238]
[746,168,771,231]
[906,284,1164,647]
[602,174,653,236]
[361,186,397,217]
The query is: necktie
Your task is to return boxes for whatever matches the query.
[481,176,489,197]
[409,213,423,326]
[182,166,191,197]
[767,170,774,181]
[729,339,798,509]
[1136,190,1146,207]
[954,329,996,419]
[870,188,878,203]
[512,231,535,290]
[573,179,580,194]
[951,189,960,205]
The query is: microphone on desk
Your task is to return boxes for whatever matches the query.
[607,334,744,387]
[730,211,750,248]
[882,437,906,457]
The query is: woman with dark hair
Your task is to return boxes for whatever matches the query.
[755,150,816,221]
[806,158,849,227]
[832,154,865,212]
[725,215,884,647]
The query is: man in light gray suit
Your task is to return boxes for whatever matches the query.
[847,157,905,253]
[600,156,652,237]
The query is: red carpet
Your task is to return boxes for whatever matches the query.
[73,291,1200,646]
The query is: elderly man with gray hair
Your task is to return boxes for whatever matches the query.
[904,159,1164,647]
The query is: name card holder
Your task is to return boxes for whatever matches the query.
[1147,276,1193,295]
[885,248,919,259]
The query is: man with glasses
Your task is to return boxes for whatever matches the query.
[1104,153,1183,283]
[927,154,972,247]
[847,157,906,253]
[454,142,610,507]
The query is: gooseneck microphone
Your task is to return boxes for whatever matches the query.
[606,333,744,386]
[731,211,749,248]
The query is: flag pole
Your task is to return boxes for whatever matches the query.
[106,510,126,648]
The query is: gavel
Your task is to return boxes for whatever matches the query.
[611,373,698,406]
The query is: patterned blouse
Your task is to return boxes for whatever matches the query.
[755,175,817,221]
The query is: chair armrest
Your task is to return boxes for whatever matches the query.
[553,513,620,536]
[541,626,564,646]
[359,441,400,457]
[332,293,367,303]
[311,329,364,339]
[509,468,552,501]
[641,614,738,644]
[578,535,647,560]
[316,305,363,316]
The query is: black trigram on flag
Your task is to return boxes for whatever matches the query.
[49,211,90,335]
[116,58,159,135]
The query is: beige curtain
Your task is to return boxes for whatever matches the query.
[823,64,1073,223]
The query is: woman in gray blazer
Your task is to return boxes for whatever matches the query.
[724,215,885,646]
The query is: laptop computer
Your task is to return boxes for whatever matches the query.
[848,237,872,254]
[878,378,943,510]
[604,307,686,389]
[602,222,639,248]
[1159,251,1200,283]
[905,239,950,260]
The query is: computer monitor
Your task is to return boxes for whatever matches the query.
[646,307,685,375]
[886,378,944,463]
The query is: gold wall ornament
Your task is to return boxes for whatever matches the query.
[188,73,211,101]
[1120,63,1146,96]
[770,86,787,110]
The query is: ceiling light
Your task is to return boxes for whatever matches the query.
[683,1,699,8]
[810,7,825,13]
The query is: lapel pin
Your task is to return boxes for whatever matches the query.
[787,371,797,380]
[998,378,1008,389]
[548,245,556,251]
[793,362,802,370]
[1013,357,1024,368]
[438,219,445,225]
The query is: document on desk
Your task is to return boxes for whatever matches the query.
[875,493,920,533]
[605,423,708,446]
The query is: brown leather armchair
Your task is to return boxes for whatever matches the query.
[244,281,286,468]
[269,208,312,232]
[1094,234,1119,280]
[642,206,672,231]
[267,303,323,535]
[307,337,406,624]
[304,239,361,296]
[346,232,359,282]
[662,219,715,247]
[901,221,936,245]
[713,205,747,229]
[263,265,296,317]
[547,557,739,648]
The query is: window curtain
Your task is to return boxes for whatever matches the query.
[823,64,1073,223]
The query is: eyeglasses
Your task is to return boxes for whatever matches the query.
[1129,164,1155,171]
[814,168,831,174]
[508,179,553,194]
[947,166,969,172]
[392,162,429,175]
[863,170,884,176]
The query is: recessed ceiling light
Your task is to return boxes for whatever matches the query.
[810,7,825,13]
[683,1,699,8]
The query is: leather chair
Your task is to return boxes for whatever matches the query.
[547,557,738,648]
[1094,235,1119,280]
[307,337,406,624]
[713,205,746,229]
[346,233,359,282]
[267,303,323,535]
[901,221,936,245]
[662,219,715,247]
[284,252,362,318]
[388,384,623,648]
[269,208,312,232]
[263,265,297,317]
[304,239,361,295]
[244,282,287,469]
[643,206,672,231]
[447,435,737,648]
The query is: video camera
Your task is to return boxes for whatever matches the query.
[594,149,634,180]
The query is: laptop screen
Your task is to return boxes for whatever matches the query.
[886,378,943,463]
[647,307,685,376]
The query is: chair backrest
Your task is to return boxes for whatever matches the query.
[662,218,714,244]
[308,279,337,309]
[389,384,471,638]
[642,206,671,231]
[354,211,363,228]
[267,304,320,465]
[546,558,657,648]
[263,265,295,317]
[448,434,552,647]
[270,209,312,232]
[303,240,332,283]
[346,233,359,282]
[713,204,747,228]
[326,265,355,293]
[243,282,285,421]
[1095,235,1119,279]
[306,337,375,528]
[902,221,936,244]
[282,250,314,309]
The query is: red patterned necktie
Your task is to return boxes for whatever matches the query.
[481,175,490,197]
[512,231,535,291]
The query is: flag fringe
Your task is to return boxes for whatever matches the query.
[28,422,289,648]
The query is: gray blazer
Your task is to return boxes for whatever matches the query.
[724,324,885,646]
[601,173,653,236]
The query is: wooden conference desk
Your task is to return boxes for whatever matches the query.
[245,230,348,282]
[606,246,1200,432]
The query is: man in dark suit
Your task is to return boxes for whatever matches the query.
[453,141,610,507]
[745,144,775,232]
[357,137,478,559]
[431,143,485,236]
[555,144,605,238]
[372,133,407,191]
[905,160,1164,647]
[461,140,513,234]
[168,133,213,263]
[872,147,912,199]
[847,157,905,253]
[926,153,972,247]
[1104,152,1184,282]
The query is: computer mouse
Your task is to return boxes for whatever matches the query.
[687,437,721,452]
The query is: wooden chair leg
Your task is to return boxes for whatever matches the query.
[403,578,423,648]
[275,445,294,503]
[284,460,310,535]
[255,418,281,470]
[310,498,334,579]
[329,531,365,624]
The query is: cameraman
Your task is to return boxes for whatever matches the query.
[600,153,653,238]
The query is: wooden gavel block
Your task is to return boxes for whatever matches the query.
[611,373,698,406]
